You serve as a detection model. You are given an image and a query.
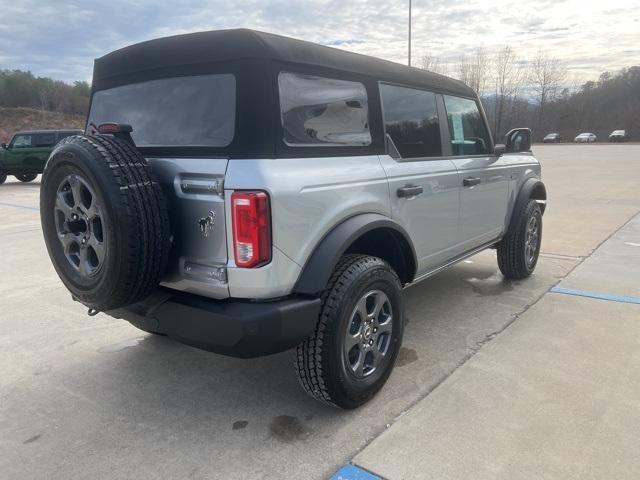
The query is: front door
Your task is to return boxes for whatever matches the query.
[441,95,509,251]
[378,83,460,276]
[5,132,55,173]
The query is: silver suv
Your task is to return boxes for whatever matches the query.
[39,29,546,408]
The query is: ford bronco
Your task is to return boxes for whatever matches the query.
[0,129,82,184]
[40,29,546,408]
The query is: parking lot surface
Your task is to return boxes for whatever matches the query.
[1,144,640,479]
[354,212,640,479]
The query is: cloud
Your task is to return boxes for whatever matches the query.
[0,0,638,84]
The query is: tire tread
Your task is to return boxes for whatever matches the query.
[294,254,396,407]
[497,199,541,279]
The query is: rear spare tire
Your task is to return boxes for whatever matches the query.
[40,135,170,311]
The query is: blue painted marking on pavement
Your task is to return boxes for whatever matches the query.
[0,201,40,212]
[330,464,381,480]
[551,286,640,305]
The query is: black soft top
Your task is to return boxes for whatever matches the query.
[90,29,481,158]
[93,28,474,97]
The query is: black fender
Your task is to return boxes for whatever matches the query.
[293,213,417,296]
[505,177,547,236]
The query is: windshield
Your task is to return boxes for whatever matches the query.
[87,74,236,147]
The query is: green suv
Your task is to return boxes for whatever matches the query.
[0,129,82,184]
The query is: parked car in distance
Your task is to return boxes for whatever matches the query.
[608,130,629,142]
[574,132,596,143]
[39,29,546,409]
[0,129,83,184]
[543,133,562,143]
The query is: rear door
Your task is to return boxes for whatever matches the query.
[441,95,509,251]
[27,133,56,172]
[378,83,460,275]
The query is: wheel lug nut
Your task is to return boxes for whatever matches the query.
[373,328,377,333]
[81,238,86,244]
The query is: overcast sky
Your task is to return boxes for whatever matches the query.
[1,0,638,85]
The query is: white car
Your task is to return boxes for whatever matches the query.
[574,132,596,143]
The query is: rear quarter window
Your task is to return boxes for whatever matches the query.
[87,74,236,147]
[33,133,56,147]
[278,72,371,147]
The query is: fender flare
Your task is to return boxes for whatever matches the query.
[506,177,547,235]
[293,213,417,296]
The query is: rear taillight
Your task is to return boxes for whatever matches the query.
[231,191,271,268]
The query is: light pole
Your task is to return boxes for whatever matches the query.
[408,0,412,66]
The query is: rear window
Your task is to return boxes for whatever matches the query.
[278,72,371,147]
[33,133,56,147]
[87,74,236,147]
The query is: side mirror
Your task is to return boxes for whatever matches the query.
[505,128,532,153]
[1,143,6,149]
[494,144,506,156]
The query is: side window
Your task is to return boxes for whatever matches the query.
[11,134,33,148]
[33,133,56,147]
[379,83,442,158]
[278,72,371,146]
[443,95,491,155]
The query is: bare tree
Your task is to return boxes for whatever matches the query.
[457,47,489,94]
[491,46,524,137]
[419,54,448,76]
[529,51,567,128]
[38,87,48,123]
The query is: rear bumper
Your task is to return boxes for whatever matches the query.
[107,288,321,358]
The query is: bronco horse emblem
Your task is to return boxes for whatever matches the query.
[198,211,216,238]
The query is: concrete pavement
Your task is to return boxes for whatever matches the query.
[352,213,640,479]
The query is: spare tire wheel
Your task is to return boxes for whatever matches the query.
[40,134,171,311]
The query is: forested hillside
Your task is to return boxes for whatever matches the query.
[0,70,90,115]
[0,107,85,143]
[481,66,640,141]
[0,70,89,142]
[531,67,640,141]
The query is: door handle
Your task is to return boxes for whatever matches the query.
[397,184,424,198]
[463,177,482,187]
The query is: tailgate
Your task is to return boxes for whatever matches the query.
[149,157,229,299]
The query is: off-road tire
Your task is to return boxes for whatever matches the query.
[16,173,38,182]
[295,255,404,409]
[497,199,542,279]
[40,135,171,311]
[0,165,6,185]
